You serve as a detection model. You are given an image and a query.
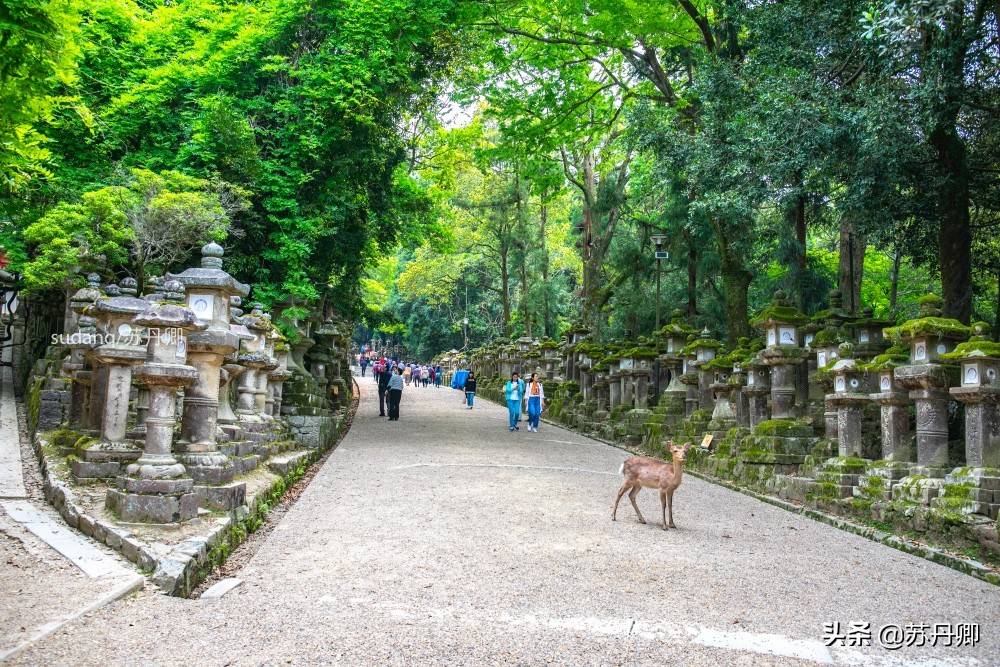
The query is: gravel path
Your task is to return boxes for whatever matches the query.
[12,376,1000,666]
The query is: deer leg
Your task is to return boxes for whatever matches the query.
[667,491,676,529]
[628,486,645,524]
[612,481,630,521]
[660,490,668,530]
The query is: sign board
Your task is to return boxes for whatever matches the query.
[655,251,669,260]
[700,434,714,449]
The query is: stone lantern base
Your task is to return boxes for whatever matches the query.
[71,442,142,482]
[106,475,199,524]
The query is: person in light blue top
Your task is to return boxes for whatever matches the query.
[503,372,525,431]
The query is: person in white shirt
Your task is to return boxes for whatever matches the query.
[525,372,545,432]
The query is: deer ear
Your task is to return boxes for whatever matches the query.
[683,442,692,452]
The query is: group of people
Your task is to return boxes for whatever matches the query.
[369,358,443,421]
[365,357,546,431]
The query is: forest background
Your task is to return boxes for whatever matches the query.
[2,0,998,359]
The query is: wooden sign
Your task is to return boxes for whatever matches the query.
[700,434,714,449]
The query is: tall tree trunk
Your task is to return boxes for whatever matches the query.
[994,269,1000,341]
[539,197,551,337]
[500,250,511,337]
[789,192,807,309]
[931,123,973,323]
[720,260,752,343]
[890,244,901,312]
[685,232,698,317]
[837,216,865,313]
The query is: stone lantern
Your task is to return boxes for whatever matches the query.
[267,332,292,417]
[868,345,913,464]
[852,308,892,360]
[74,286,149,480]
[64,274,103,428]
[887,294,969,475]
[743,352,771,428]
[606,355,622,409]
[236,303,273,421]
[167,242,250,484]
[706,353,736,431]
[687,329,722,412]
[946,323,1000,469]
[753,291,809,419]
[106,281,203,523]
[827,344,871,457]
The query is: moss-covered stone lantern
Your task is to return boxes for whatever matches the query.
[886,294,970,476]
[753,291,809,419]
[828,344,871,457]
[945,322,1000,469]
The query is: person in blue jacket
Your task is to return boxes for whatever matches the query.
[503,372,525,431]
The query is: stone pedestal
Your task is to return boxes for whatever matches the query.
[895,365,953,472]
[633,368,650,410]
[871,372,914,463]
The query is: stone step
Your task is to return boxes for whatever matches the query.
[267,451,311,476]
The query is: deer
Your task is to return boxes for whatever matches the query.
[611,441,692,530]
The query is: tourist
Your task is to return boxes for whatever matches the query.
[403,364,412,385]
[463,371,477,409]
[377,362,391,417]
[360,355,369,377]
[504,372,525,431]
[526,372,545,432]
[428,366,436,387]
[434,365,443,388]
[422,365,430,387]
[387,367,404,420]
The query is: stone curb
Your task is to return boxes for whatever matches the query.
[0,572,144,662]
[28,380,356,597]
[475,392,1000,587]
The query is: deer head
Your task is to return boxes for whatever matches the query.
[669,441,692,463]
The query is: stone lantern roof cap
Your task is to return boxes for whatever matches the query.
[883,294,970,343]
[751,290,808,327]
[166,243,250,297]
[830,358,858,373]
[133,302,206,331]
[941,322,1000,361]
[91,295,149,316]
[69,274,103,310]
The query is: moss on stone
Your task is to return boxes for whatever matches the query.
[884,316,970,343]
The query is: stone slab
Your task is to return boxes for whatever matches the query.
[200,577,242,599]
[1,500,128,579]
[267,450,311,476]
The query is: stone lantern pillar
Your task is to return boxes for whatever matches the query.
[218,298,253,430]
[107,281,203,523]
[827,347,871,457]
[167,242,250,484]
[753,291,809,419]
[743,354,771,428]
[607,357,622,409]
[255,314,279,417]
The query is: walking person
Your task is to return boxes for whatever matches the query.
[377,362,391,417]
[525,372,545,432]
[504,372,525,431]
[422,365,430,387]
[360,355,369,377]
[463,371,477,409]
[434,365,443,388]
[403,364,412,386]
[387,367,404,421]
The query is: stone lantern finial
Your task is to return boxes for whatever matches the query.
[104,283,121,297]
[164,279,185,302]
[201,241,225,269]
[87,273,101,289]
[120,277,138,297]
